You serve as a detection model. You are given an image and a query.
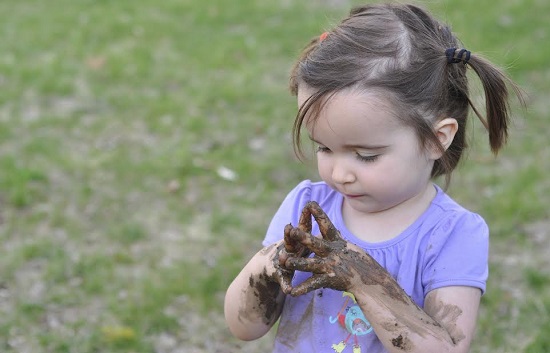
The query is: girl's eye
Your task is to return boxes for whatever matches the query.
[316,146,331,153]
[356,153,379,163]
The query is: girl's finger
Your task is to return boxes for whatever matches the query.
[283,223,298,253]
[290,275,328,296]
[284,224,312,258]
[306,201,342,241]
[289,227,331,256]
[284,255,327,274]
[297,204,312,233]
[274,269,293,295]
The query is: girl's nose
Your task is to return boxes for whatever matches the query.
[331,159,355,185]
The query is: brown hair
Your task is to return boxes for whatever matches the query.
[289,3,524,187]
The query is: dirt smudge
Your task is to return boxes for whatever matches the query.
[327,247,411,306]
[239,270,284,326]
[251,270,283,325]
[391,334,413,351]
[425,295,465,345]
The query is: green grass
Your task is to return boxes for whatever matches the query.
[0,0,548,352]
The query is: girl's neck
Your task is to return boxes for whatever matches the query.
[341,183,437,243]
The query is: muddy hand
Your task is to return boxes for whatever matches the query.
[279,203,314,266]
[266,241,295,295]
[283,201,374,296]
[273,204,318,294]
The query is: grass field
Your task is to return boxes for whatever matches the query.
[0,0,548,352]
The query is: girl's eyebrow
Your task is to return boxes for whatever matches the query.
[308,134,388,150]
[343,142,389,150]
[308,134,320,143]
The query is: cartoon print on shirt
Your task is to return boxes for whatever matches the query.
[329,291,373,353]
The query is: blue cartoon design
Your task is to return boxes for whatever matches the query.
[329,292,373,353]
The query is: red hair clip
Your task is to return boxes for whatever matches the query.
[319,31,329,41]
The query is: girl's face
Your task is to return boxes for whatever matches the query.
[298,86,436,214]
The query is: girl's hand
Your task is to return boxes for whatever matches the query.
[263,241,294,295]
[269,204,315,294]
[282,201,383,297]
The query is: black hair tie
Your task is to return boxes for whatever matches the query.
[445,47,471,65]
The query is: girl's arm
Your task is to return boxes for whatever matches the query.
[349,268,480,353]
[224,241,291,341]
[282,201,481,353]
[225,201,315,341]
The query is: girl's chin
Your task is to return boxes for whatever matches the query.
[344,197,381,213]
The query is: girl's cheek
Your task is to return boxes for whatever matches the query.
[316,158,332,180]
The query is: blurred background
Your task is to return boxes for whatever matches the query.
[0,0,548,352]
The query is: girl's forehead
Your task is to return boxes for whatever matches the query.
[298,85,397,114]
[299,87,402,134]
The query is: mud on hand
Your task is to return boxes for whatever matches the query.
[272,203,315,294]
[281,201,383,297]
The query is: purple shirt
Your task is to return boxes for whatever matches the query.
[263,180,488,353]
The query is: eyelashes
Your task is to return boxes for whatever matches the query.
[316,146,331,153]
[316,146,379,163]
[355,154,379,163]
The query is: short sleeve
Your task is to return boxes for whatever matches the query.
[262,180,313,246]
[422,212,489,295]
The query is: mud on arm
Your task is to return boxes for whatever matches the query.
[223,242,287,340]
[282,201,480,353]
[224,228,313,342]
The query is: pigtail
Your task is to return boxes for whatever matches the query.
[465,55,525,154]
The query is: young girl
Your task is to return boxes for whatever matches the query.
[225,3,523,353]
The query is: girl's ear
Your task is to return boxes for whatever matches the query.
[429,118,458,159]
